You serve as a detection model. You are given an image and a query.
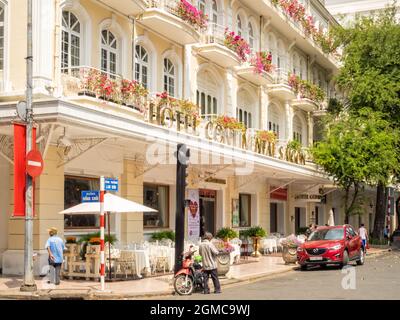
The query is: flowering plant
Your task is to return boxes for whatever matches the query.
[288,73,325,103]
[177,0,208,30]
[256,130,277,143]
[251,51,274,74]
[89,237,101,245]
[121,79,148,103]
[66,237,77,244]
[96,74,118,100]
[224,29,251,62]
[81,68,101,93]
[215,115,246,131]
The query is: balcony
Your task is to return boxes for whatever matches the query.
[235,64,274,87]
[194,24,241,68]
[138,0,203,45]
[101,0,148,15]
[291,97,319,112]
[267,69,296,101]
[240,0,340,72]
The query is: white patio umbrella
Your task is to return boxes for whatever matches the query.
[59,193,157,281]
[328,209,335,226]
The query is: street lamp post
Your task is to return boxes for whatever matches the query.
[20,0,37,292]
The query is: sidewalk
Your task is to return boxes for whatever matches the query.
[0,248,389,300]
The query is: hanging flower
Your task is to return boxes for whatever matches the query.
[251,51,274,74]
[177,0,208,30]
[215,115,246,131]
[224,28,251,62]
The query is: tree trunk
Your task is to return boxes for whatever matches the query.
[372,182,386,239]
[396,197,400,231]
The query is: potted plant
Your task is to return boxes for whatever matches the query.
[151,230,176,242]
[216,227,238,242]
[281,234,302,264]
[244,226,266,257]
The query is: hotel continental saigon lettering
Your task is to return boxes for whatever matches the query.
[146,103,306,165]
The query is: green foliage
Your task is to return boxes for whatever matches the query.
[332,6,400,124]
[216,227,238,240]
[242,226,267,238]
[287,140,302,152]
[151,230,175,242]
[311,109,399,220]
[326,98,344,116]
[77,232,117,245]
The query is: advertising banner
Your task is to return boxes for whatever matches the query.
[187,189,200,241]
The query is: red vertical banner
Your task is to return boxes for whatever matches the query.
[13,123,26,216]
[13,124,37,217]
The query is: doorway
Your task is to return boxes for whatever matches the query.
[270,203,278,233]
[200,189,216,237]
[295,207,306,233]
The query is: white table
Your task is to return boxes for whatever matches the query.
[133,249,151,277]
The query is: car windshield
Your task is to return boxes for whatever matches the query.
[308,228,344,241]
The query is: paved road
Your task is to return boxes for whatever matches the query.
[162,251,400,300]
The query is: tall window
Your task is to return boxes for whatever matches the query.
[64,176,100,229]
[135,45,149,89]
[237,15,242,36]
[268,105,281,139]
[143,184,169,228]
[198,0,206,13]
[239,194,251,227]
[61,11,81,72]
[101,29,118,75]
[248,22,254,50]
[197,90,217,119]
[293,115,303,144]
[211,0,218,25]
[237,107,252,128]
[163,58,175,97]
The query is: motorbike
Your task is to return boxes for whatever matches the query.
[174,247,205,295]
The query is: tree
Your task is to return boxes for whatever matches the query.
[311,110,399,224]
[332,5,400,237]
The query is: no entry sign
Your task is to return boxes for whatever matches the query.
[26,150,44,178]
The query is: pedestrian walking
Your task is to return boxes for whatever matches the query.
[45,227,65,285]
[358,223,369,253]
[199,232,221,294]
[384,226,390,245]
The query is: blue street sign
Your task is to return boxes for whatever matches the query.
[81,191,100,203]
[105,178,119,192]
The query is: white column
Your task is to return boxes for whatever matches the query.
[184,45,192,100]
[261,87,269,130]
[285,101,293,141]
[226,69,237,117]
[32,0,55,92]
[307,112,314,147]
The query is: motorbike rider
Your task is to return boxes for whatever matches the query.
[199,232,221,294]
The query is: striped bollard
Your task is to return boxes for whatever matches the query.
[100,176,105,291]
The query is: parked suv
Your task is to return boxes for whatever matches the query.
[297,225,365,270]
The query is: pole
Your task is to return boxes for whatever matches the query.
[107,212,112,281]
[174,144,190,274]
[100,176,105,291]
[20,0,36,292]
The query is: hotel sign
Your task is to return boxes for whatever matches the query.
[295,194,323,202]
[146,104,306,166]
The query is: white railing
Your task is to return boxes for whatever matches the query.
[271,68,290,85]
[200,113,218,121]
[205,23,227,46]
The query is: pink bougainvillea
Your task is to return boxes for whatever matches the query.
[177,0,208,30]
[224,29,251,62]
[251,51,274,74]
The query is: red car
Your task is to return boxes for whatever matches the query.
[297,225,365,270]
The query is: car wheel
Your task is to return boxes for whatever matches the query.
[356,248,365,265]
[300,264,308,271]
[340,250,349,268]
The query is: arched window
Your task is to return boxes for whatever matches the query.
[164,58,175,97]
[268,104,282,139]
[61,11,81,72]
[101,29,118,75]
[198,0,206,13]
[197,68,220,120]
[237,14,243,36]
[292,53,300,76]
[293,115,303,145]
[211,0,218,25]
[237,89,255,129]
[248,22,255,50]
[134,45,149,89]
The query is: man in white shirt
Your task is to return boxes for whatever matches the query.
[358,223,368,253]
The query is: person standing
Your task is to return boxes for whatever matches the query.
[358,223,369,253]
[384,226,390,245]
[45,227,65,285]
[199,232,221,294]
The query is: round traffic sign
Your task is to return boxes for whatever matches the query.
[26,150,44,178]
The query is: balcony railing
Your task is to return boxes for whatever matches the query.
[271,68,290,85]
